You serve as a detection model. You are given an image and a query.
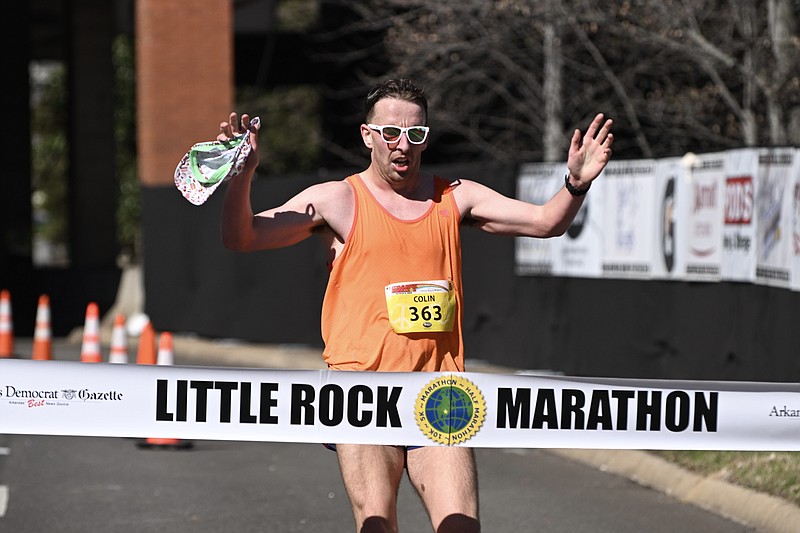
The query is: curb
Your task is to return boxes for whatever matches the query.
[553,449,800,533]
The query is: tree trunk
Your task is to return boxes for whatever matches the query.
[766,0,796,144]
[542,1,563,163]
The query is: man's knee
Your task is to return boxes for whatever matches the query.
[406,447,480,529]
[335,444,406,530]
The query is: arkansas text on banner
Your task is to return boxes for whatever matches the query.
[1,360,799,450]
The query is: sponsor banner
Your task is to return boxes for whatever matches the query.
[554,173,604,279]
[2,359,799,451]
[515,163,562,275]
[721,149,759,282]
[652,158,683,279]
[600,160,658,279]
[793,161,800,292]
[680,152,725,281]
[755,148,797,288]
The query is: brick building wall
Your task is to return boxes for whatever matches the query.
[136,0,234,186]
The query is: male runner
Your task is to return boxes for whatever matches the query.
[218,78,613,533]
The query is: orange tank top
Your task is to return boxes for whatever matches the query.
[321,173,464,372]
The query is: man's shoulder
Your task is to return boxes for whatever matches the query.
[308,176,354,195]
[436,176,482,195]
[301,177,355,218]
[431,174,478,186]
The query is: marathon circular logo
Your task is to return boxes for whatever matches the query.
[415,376,485,445]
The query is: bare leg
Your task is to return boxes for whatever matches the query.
[335,444,406,533]
[406,447,480,533]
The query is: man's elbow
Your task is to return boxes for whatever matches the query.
[221,231,251,251]
[221,237,242,251]
[540,221,569,239]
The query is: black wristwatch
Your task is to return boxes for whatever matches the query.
[564,174,591,197]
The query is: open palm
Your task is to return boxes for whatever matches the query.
[567,113,614,184]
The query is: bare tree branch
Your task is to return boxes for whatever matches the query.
[317,0,800,165]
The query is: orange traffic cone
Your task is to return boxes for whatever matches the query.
[156,331,174,366]
[108,313,128,364]
[0,289,13,358]
[135,320,157,365]
[138,435,193,449]
[137,330,192,450]
[80,302,102,363]
[31,294,52,361]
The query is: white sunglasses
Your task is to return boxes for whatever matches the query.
[368,124,430,144]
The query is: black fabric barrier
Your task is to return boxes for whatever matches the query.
[142,164,800,383]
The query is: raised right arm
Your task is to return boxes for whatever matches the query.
[221,178,334,251]
[218,113,352,252]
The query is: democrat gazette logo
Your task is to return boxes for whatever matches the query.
[415,376,485,445]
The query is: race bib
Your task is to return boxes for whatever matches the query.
[384,280,456,334]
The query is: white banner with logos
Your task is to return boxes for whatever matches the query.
[793,176,800,292]
[514,148,800,294]
[651,158,684,279]
[755,148,798,288]
[681,152,725,281]
[516,162,605,278]
[515,163,562,275]
[554,173,604,279]
[600,160,658,279]
[2,359,799,451]
[722,149,759,282]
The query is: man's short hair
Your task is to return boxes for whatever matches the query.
[365,79,428,123]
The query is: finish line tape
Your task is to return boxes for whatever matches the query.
[1,359,798,450]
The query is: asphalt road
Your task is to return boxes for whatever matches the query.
[0,434,753,533]
[0,339,754,532]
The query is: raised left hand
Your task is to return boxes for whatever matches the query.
[566,113,614,185]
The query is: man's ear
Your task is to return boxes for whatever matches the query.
[360,124,373,149]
